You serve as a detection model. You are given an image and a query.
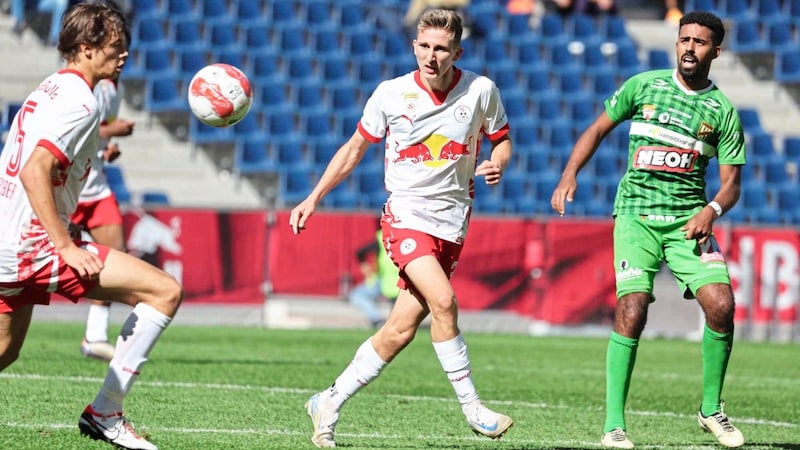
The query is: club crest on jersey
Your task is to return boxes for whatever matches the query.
[454,105,471,123]
[403,92,418,115]
[633,146,698,172]
[642,105,656,121]
[697,122,713,139]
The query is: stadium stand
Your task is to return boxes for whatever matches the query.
[2,1,798,223]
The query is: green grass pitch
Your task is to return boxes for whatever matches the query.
[0,322,797,449]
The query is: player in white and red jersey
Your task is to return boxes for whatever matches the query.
[72,76,135,362]
[290,9,513,447]
[0,4,181,450]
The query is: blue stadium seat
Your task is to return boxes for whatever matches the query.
[166,0,197,20]
[590,71,618,102]
[569,100,596,130]
[557,70,590,104]
[142,191,170,205]
[303,112,334,140]
[514,124,538,152]
[133,17,167,50]
[756,0,783,23]
[251,51,281,82]
[730,19,769,55]
[280,165,316,205]
[266,111,297,138]
[647,49,671,70]
[104,165,131,204]
[548,42,581,74]
[764,158,790,183]
[207,20,240,52]
[775,48,800,85]
[144,76,186,115]
[767,19,794,51]
[270,0,297,23]
[338,3,368,31]
[330,85,359,110]
[235,137,278,177]
[722,0,755,21]
[783,136,800,160]
[294,82,325,113]
[288,54,316,80]
[337,109,362,138]
[279,26,310,54]
[356,56,386,86]
[213,49,245,70]
[276,136,308,167]
[356,163,385,199]
[231,112,261,140]
[189,116,233,146]
[235,0,265,26]
[141,46,175,77]
[200,0,229,23]
[314,28,343,56]
[381,33,409,58]
[131,0,162,18]
[243,23,271,51]
[488,62,521,91]
[535,95,565,128]
[569,13,601,46]
[176,48,209,82]
[614,43,642,79]
[737,108,765,135]
[749,132,776,157]
[321,55,351,86]
[503,89,530,121]
[501,168,529,201]
[305,0,333,26]
[482,38,510,64]
[539,13,568,46]
[348,29,376,56]
[582,42,611,70]
[171,17,204,50]
[516,36,546,71]
[741,182,770,212]
[506,13,533,37]
[599,15,635,48]
[776,183,800,210]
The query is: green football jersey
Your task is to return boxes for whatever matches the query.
[604,69,746,216]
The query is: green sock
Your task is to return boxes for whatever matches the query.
[604,332,639,433]
[700,324,733,417]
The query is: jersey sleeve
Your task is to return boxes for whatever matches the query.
[716,107,746,165]
[358,81,389,142]
[482,80,509,141]
[41,96,99,166]
[604,74,641,124]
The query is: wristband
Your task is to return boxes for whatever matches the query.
[708,201,723,217]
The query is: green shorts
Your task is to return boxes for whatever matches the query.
[613,214,731,300]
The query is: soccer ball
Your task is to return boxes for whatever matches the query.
[187,63,253,127]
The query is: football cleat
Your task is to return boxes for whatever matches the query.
[698,403,744,448]
[80,338,115,362]
[463,401,513,439]
[78,405,157,450]
[601,427,635,449]
[305,392,339,448]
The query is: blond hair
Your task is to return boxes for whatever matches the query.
[417,9,463,47]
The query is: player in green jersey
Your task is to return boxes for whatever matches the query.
[551,11,745,449]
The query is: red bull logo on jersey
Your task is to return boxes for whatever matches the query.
[633,146,698,173]
[393,134,472,168]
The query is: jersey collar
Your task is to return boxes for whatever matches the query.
[414,68,462,105]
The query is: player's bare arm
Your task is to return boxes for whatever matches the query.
[19,147,104,279]
[682,164,742,243]
[552,112,615,215]
[99,119,134,139]
[289,131,371,234]
[476,135,511,185]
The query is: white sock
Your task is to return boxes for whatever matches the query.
[91,303,171,414]
[328,338,386,410]
[85,304,111,342]
[433,333,479,407]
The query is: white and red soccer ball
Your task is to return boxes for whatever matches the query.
[188,63,253,127]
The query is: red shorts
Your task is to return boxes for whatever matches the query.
[71,195,123,230]
[0,241,111,313]
[379,222,463,292]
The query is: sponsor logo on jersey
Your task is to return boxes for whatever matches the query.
[633,146,698,172]
[650,79,672,90]
[697,122,713,139]
[642,105,656,121]
[403,93,418,115]
[392,134,472,167]
[700,97,721,111]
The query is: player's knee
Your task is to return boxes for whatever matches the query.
[428,292,457,318]
[151,275,183,317]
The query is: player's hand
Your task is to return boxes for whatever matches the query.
[60,244,104,280]
[107,119,135,137]
[103,143,121,162]
[289,199,316,235]
[551,176,577,216]
[681,208,715,244]
[475,160,502,185]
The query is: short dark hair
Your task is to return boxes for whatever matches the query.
[679,11,725,46]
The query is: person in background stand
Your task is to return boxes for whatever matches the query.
[72,74,135,362]
[290,8,514,448]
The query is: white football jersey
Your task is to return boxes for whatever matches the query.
[358,69,509,243]
[80,78,122,202]
[0,69,101,282]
